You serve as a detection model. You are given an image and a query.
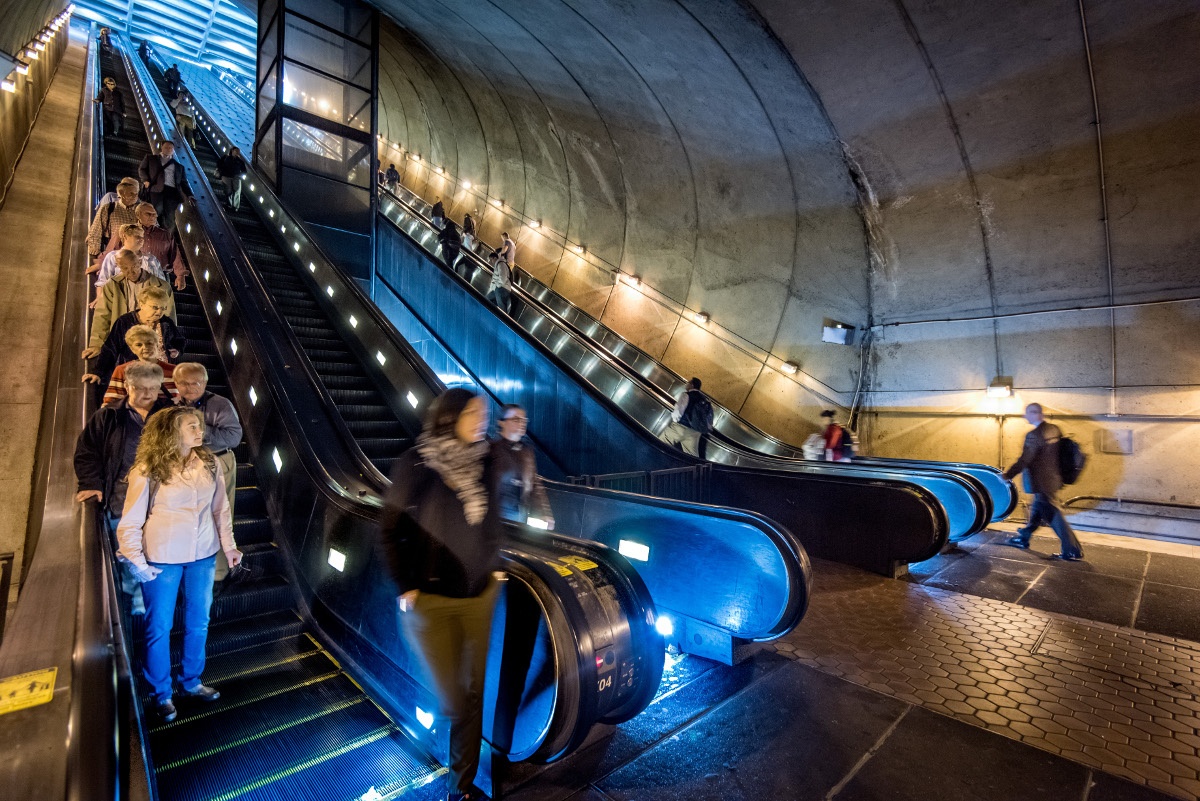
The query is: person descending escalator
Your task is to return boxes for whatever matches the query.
[164,63,182,99]
[462,212,477,253]
[385,162,400,193]
[431,198,445,229]
[487,233,515,314]
[215,146,248,212]
[820,409,856,462]
[439,218,465,278]
[94,76,125,137]
[116,406,244,722]
[379,389,502,801]
[659,377,714,458]
[488,404,554,530]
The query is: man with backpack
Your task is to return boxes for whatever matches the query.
[659,377,713,457]
[1001,402,1085,561]
[819,409,855,462]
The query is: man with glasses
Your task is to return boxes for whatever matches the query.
[488,404,554,529]
[174,363,243,579]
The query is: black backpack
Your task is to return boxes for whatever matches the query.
[1057,435,1086,485]
[681,391,714,434]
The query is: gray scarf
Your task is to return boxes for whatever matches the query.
[416,433,489,525]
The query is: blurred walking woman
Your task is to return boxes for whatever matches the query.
[117,406,243,722]
[380,389,500,801]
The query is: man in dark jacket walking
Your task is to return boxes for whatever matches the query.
[1002,402,1084,560]
[138,142,193,232]
[95,76,125,137]
[438,219,464,278]
[488,404,554,529]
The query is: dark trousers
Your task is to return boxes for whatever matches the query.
[150,187,183,232]
[487,285,512,314]
[400,581,498,795]
[103,109,123,137]
[1016,492,1083,557]
[442,245,461,274]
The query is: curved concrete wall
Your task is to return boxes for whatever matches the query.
[373,0,868,441]
[374,0,1200,506]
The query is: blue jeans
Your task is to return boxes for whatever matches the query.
[142,555,217,702]
[1016,492,1083,557]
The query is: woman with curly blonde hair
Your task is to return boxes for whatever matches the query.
[117,406,243,722]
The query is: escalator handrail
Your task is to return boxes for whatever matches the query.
[384,185,1013,521]
[375,190,962,532]
[0,30,138,801]
[122,46,397,498]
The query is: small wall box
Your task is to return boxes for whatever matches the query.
[822,319,856,345]
[1096,429,1134,455]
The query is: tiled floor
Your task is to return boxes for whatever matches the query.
[908,528,1200,642]
[775,558,1200,799]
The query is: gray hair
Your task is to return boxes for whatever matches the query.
[124,361,164,388]
[172,362,208,381]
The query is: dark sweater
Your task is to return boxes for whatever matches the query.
[91,311,186,385]
[74,397,174,516]
[380,449,500,598]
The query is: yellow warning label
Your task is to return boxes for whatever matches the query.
[545,561,572,577]
[558,555,598,572]
[0,667,57,716]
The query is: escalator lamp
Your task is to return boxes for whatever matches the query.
[185,223,191,233]
[348,315,358,328]
[268,209,274,218]
[415,707,434,729]
[293,242,300,252]
[327,548,346,572]
[248,386,258,406]
[406,392,419,409]
[215,301,222,316]
[272,448,283,473]
[655,616,674,637]
[326,286,334,297]
[281,225,286,234]
[526,517,550,530]
[194,245,199,256]
[229,338,238,355]
[309,262,316,273]
[249,184,255,191]
[375,351,387,366]
[618,540,650,562]
[203,270,210,281]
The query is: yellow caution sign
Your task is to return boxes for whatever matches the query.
[558,555,598,572]
[545,560,572,577]
[0,667,57,716]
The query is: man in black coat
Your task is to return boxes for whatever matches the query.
[1002,402,1084,561]
[138,142,193,232]
[74,363,174,520]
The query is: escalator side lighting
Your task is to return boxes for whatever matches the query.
[229,338,238,355]
[308,262,316,273]
[526,517,550,530]
[215,301,222,315]
[327,548,346,572]
[293,243,301,252]
[248,386,258,406]
[185,223,191,233]
[272,448,283,472]
[406,392,419,409]
[348,315,358,328]
[415,707,434,729]
[655,616,674,637]
[203,270,210,281]
[617,540,649,562]
[249,184,255,191]
[281,226,286,233]
[194,245,199,255]
[375,351,386,366]
[268,209,275,218]
[325,286,334,297]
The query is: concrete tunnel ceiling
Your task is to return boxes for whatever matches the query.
[368,0,1200,433]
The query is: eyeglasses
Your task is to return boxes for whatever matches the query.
[502,416,528,423]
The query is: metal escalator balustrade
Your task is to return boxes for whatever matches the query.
[127,41,673,772]
[151,57,813,657]
[109,41,447,800]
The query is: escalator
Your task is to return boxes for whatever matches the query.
[125,31,811,768]
[135,45,810,661]
[97,43,447,800]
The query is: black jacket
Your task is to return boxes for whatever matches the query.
[431,201,444,219]
[138,153,193,195]
[438,221,461,249]
[487,438,551,524]
[96,87,125,114]
[216,153,246,179]
[91,311,186,384]
[1004,422,1064,495]
[380,449,500,598]
[74,397,174,516]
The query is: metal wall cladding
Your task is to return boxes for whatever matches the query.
[0,29,70,210]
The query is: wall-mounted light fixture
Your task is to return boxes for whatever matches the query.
[1,78,15,93]
[16,62,30,75]
[528,220,541,229]
[692,311,709,325]
[781,361,799,375]
[987,375,1014,398]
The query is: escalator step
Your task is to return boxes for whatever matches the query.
[338,403,398,421]
[211,574,293,622]
[234,515,274,545]
[356,438,409,456]
[310,360,370,377]
[327,389,386,405]
[169,608,303,664]
[149,673,368,771]
[147,650,342,734]
[234,485,267,516]
[152,696,395,801]
[222,728,440,801]
[195,632,322,687]
[342,420,410,438]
